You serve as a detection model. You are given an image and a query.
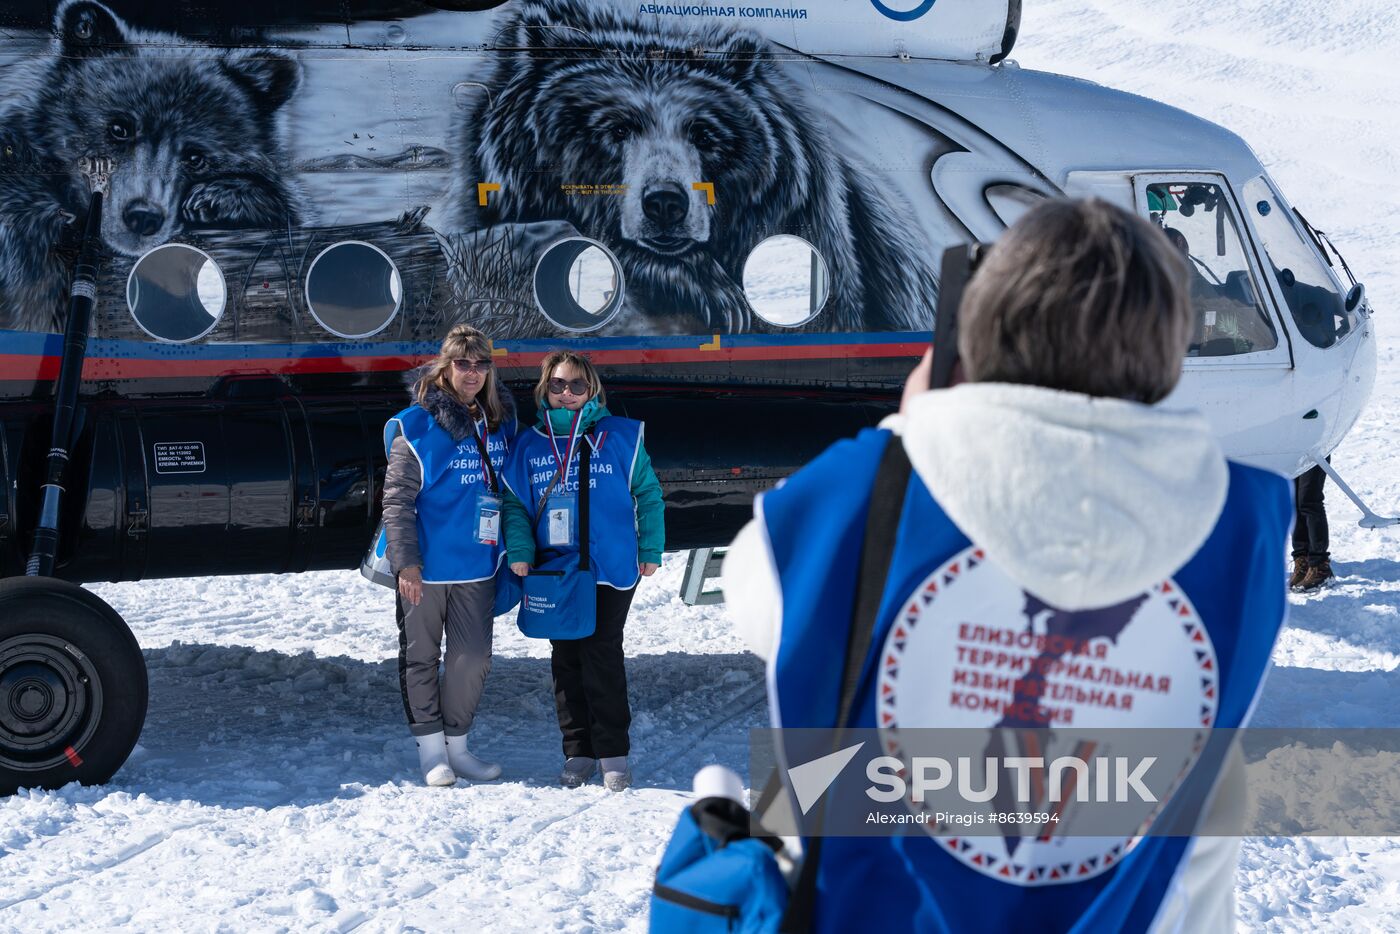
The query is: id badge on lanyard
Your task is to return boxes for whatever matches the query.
[476,492,502,546]
[543,410,584,548]
[470,418,503,547]
[546,492,576,547]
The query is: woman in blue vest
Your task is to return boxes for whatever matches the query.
[381,324,516,786]
[723,199,1291,932]
[502,350,665,792]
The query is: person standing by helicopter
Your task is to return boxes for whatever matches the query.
[502,351,665,792]
[1291,461,1333,591]
[381,324,515,786]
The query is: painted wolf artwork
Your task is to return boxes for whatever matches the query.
[0,0,1040,342]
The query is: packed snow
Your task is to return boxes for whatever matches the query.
[5,0,1400,930]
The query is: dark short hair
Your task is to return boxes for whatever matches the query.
[957,198,1192,404]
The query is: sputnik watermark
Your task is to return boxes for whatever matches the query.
[865,755,1157,804]
[751,727,1400,841]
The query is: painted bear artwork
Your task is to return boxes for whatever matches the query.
[0,0,972,341]
[450,1,939,336]
[0,1,305,334]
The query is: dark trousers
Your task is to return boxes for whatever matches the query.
[1292,461,1330,560]
[551,584,636,759]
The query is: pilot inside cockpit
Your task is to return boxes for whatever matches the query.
[1149,184,1279,358]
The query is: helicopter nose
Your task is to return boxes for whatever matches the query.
[122,200,165,237]
[642,185,689,228]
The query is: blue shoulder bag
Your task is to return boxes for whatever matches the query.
[517,438,596,640]
[472,425,522,617]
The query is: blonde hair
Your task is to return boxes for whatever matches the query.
[534,350,606,410]
[417,324,506,430]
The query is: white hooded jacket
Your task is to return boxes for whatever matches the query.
[722,382,1245,933]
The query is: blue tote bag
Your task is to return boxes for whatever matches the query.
[517,440,597,639]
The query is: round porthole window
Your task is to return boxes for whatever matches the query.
[305,241,403,339]
[125,244,226,343]
[742,235,830,327]
[532,237,625,332]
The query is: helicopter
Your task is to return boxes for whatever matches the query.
[0,0,1387,793]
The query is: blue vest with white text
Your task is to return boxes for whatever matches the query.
[388,405,512,584]
[504,416,644,589]
[759,428,1290,934]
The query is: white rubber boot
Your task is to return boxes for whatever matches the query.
[415,732,457,786]
[600,756,631,792]
[445,734,502,781]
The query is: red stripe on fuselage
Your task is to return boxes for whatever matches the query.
[0,342,926,381]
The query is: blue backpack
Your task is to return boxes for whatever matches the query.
[651,796,789,932]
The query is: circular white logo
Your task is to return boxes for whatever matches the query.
[877,546,1217,885]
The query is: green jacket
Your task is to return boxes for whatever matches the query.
[502,400,666,568]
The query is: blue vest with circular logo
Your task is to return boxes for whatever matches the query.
[759,428,1290,934]
[503,416,644,589]
[388,404,513,584]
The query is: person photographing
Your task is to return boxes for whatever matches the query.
[502,351,664,792]
[720,199,1291,932]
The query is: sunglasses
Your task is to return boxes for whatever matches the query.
[452,358,493,374]
[547,377,590,396]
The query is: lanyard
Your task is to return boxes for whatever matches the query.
[545,408,584,491]
[469,417,498,493]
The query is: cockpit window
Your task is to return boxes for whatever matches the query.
[1146,182,1278,358]
[1241,176,1353,348]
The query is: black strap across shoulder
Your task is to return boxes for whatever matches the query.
[469,422,498,493]
[578,437,591,571]
[781,434,913,933]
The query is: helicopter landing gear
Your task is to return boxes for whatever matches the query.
[0,577,147,795]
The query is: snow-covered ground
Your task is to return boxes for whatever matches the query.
[5,1,1400,930]
[1,560,755,931]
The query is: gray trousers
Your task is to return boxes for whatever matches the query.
[396,579,494,737]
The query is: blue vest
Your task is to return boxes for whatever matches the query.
[388,405,513,584]
[503,416,644,589]
[760,428,1290,934]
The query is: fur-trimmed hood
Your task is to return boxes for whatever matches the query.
[404,365,516,442]
[893,383,1230,611]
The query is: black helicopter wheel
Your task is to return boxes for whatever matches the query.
[0,577,148,796]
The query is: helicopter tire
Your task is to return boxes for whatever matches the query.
[0,577,148,796]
